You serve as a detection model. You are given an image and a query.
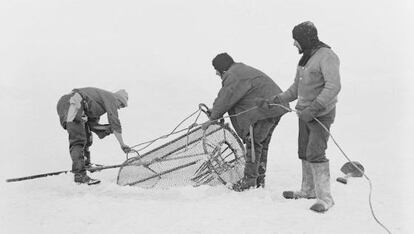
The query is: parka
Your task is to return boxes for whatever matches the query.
[210,63,287,139]
[279,47,341,116]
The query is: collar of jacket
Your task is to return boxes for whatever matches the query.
[298,42,330,67]
[220,63,239,84]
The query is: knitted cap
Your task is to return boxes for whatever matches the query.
[114,89,128,107]
[292,21,319,50]
[212,53,235,75]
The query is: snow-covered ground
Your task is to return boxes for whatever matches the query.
[1,1,413,233]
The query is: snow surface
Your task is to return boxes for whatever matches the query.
[1,0,413,234]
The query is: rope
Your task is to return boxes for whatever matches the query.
[311,116,392,234]
[130,109,202,152]
[268,103,392,234]
[126,103,391,233]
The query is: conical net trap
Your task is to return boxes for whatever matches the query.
[117,123,245,188]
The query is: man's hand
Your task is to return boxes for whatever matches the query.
[121,144,132,153]
[297,108,315,122]
[297,101,325,122]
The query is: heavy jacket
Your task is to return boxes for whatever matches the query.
[210,63,287,139]
[57,87,123,133]
[279,47,341,115]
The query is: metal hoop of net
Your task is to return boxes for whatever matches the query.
[116,123,245,189]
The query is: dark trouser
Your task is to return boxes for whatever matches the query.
[298,108,335,163]
[57,94,92,176]
[244,117,280,181]
[67,121,93,174]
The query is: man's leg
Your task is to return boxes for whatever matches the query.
[307,109,336,212]
[58,92,100,185]
[282,118,316,199]
[67,121,88,181]
[67,121,100,185]
[58,94,86,178]
[233,119,276,191]
[84,124,93,167]
[257,117,280,188]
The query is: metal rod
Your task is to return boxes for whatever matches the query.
[6,163,125,183]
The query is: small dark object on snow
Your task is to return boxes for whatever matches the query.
[336,161,364,184]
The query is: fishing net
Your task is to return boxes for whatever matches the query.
[116,123,245,189]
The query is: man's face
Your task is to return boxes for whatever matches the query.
[117,100,126,109]
[215,69,223,79]
[294,40,303,54]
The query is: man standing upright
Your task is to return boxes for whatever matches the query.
[57,87,132,185]
[263,21,341,212]
[203,53,288,191]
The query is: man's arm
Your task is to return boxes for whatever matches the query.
[101,92,131,153]
[315,52,341,107]
[297,52,341,122]
[209,75,251,120]
[278,69,300,103]
[113,131,131,153]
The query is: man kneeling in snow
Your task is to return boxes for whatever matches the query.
[56,87,132,185]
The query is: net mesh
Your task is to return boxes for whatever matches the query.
[116,123,245,189]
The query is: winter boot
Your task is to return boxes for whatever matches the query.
[309,161,334,212]
[256,176,265,188]
[74,173,101,185]
[283,160,316,199]
[232,177,257,192]
[232,162,258,192]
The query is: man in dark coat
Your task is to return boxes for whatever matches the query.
[203,53,288,191]
[56,87,132,185]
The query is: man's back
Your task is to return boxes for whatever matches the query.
[213,63,286,137]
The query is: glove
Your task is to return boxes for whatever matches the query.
[255,97,271,109]
[297,101,325,122]
[121,144,132,153]
[297,108,315,122]
[95,128,112,139]
[89,123,113,139]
